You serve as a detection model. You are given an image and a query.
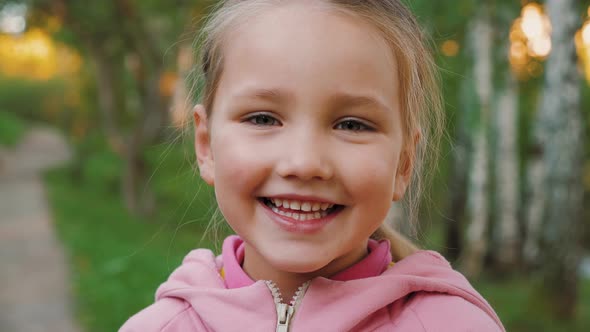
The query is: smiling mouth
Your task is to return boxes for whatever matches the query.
[258,197,344,221]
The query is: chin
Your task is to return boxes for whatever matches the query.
[264,250,332,274]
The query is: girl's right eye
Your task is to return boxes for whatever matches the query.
[243,113,281,127]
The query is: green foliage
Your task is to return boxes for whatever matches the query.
[45,139,224,332]
[0,110,26,146]
[82,148,123,193]
[0,77,65,123]
[475,277,590,332]
[409,0,475,37]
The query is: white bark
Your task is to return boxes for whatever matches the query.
[523,91,547,265]
[463,127,489,276]
[494,74,520,267]
[461,7,493,278]
[530,0,583,317]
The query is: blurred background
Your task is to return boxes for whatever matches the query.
[0,0,588,331]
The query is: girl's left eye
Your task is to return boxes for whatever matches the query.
[334,119,374,132]
[243,113,281,126]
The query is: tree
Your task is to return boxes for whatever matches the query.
[530,0,585,319]
[491,1,521,270]
[28,0,205,216]
[460,2,494,278]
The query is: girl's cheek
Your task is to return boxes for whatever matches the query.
[213,131,272,191]
[359,164,396,194]
[342,142,397,179]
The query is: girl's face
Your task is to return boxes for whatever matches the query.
[195,3,414,275]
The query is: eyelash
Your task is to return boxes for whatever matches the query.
[334,119,374,132]
[244,113,280,126]
[243,113,375,132]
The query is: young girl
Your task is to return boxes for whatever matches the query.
[122,0,505,331]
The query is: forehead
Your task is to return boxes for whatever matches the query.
[215,2,399,109]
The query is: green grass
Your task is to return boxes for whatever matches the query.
[44,140,230,332]
[474,277,590,332]
[0,111,26,146]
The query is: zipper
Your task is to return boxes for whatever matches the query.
[265,280,311,332]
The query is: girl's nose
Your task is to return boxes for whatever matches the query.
[274,130,333,181]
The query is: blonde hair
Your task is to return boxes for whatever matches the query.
[188,0,444,261]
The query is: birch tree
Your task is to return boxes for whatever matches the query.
[444,111,468,261]
[530,0,584,318]
[523,97,545,266]
[460,3,494,278]
[493,74,520,268]
[492,2,521,269]
[444,58,474,261]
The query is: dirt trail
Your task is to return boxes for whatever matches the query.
[0,127,81,332]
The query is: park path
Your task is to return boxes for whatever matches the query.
[0,127,81,332]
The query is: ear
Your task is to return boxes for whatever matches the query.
[193,105,215,186]
[393,129,421,201]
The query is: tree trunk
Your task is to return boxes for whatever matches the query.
[461,5,493,278]
[523,102,545,267]
[42,0,172,217]
[86,43,127,155]
[492,9,521,268]
[114,0,168,217]
[122,142,156,216]
[444,77,471,261]
[493,74,520,269]
[534,0,584,319]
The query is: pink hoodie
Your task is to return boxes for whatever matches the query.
[121,236,505,331]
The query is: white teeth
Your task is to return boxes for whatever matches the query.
[270,204,331,220]
[266,198,337,213]
[301,202,311,212]
[312,202,321,211]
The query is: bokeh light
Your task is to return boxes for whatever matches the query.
[0,28,81,80]
[510,3,590,83]
[441,39,460,57]
[0,3,27,34]
[510,3,552,79]
[575,17,590,83]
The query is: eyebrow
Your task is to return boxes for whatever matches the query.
[327,92,392,114]
[233,87,391,113]
[233,88,293,103]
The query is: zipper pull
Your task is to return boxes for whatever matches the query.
[276,303,294,332]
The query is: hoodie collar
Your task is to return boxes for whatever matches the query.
[155,240,504,331]
[221,235,392,289]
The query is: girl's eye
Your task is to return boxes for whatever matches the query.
[244,113,280,127]
[335,119,374,132]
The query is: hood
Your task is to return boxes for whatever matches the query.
[155,238,504,331]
